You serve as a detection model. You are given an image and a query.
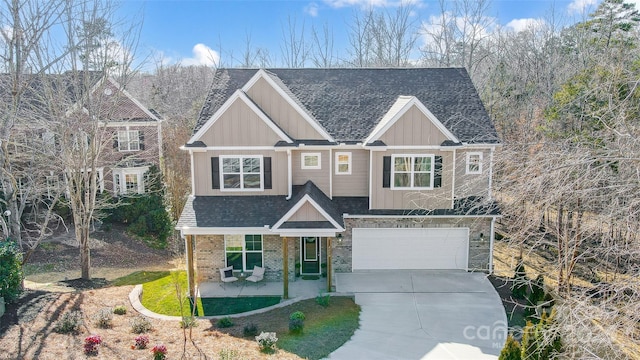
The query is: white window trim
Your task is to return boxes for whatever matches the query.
[335,152,352,175]
[466,152,483,174]
[224,234,264,272]
[219,155,264,192]
[112,166,148,195]
[301,152,321,170]
[117,129,140,152]
[391,154,435,190]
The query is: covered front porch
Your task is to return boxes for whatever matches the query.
[198,277,326,298]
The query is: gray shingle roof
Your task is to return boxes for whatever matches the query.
[177,189,499,230]
[195,68,499,144]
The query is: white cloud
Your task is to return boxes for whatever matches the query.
[305,2,320,16]
[567,0,598,14]
[323,0,420,9]
[181,43,220,67]
[505,18,547,33]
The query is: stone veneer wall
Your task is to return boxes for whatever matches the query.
[194,234,298,283]
[330,217,492,283]
[194,234,224,282]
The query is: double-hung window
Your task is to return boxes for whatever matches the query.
[335,152,352,175]
[117,130,140,151]
[220,155,263,190]
[466,152,483,174]
[225,234,263,271]
[301,153,321,169]
[392,154,434,189]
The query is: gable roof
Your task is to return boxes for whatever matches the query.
[0,71,160,122]
[189,89,293,144]
[195,68,499,144]
[365,95,459,144]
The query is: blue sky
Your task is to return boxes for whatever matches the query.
[117,0,634,68]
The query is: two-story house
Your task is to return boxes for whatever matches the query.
[3,72,163,197]
[177,68,500,294]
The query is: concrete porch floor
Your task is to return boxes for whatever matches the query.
[198,277,328,298]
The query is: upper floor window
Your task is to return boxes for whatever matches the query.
[117,130,140,151]
[335,152,352,175]
[301,153,321,170]
[221,155,263,190]
[466,152,483,174]
[392,154,434,189]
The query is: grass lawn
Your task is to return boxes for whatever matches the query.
[210,296,360,360]
[278,300,360,359]
[140,271,204,316]
[200,296,281,316]
[110,270,171,286]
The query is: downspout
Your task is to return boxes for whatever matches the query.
[329,148,333,199]
[451,148,456,209]
[286,149,292,200]
[190,150,196,196]
[489,216,496,274]
[157,120,164,168]
[488,147,495,200]
[368,149,373,210]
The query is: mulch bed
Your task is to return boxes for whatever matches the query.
[488,274,528,328]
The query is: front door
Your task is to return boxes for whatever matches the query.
[301,237,320,275]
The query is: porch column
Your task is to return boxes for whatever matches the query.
[326,237,332,292]
[186,235,196,299]
[283,237,289,299]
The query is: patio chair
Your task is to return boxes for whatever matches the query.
[219,266,238,288]
[246,265,265,287]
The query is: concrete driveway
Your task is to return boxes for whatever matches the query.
[328,271,507,360]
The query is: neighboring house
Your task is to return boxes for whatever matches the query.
[177,68,500,294]
[1,72,162,197]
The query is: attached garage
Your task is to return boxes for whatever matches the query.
[352,228,469,270]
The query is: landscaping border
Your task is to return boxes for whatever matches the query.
[128,284,354,320]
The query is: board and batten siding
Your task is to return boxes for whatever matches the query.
[332,149,369,196]
[192,150,287,196]
[454,149,490,198]
[377,106,449,146]
[197,98,283,146]
[370,150,454,210]
[292,150,330,195]
[288,202,326,221]
[246,77,325,140]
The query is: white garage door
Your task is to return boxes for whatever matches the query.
[352,228,469,270]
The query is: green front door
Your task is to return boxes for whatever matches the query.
[301,237,320,274]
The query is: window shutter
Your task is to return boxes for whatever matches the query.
[113,134,118,149]
[434,155,443,188]
[264,157,272,189]
[139,132,145,150]
[211,157,220,189]
[382,156,391,188]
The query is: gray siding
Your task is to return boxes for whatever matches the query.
[378,106,449,146]
[289,202,326,221]
[292,150,330,195]
[371,150,454,210]
[454,149,491,198]
[193,150,287,196]
[332,149,369,197]
[198,98,283,146]
[246,77,325,140]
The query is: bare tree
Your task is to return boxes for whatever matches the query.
[280,15,308,68]
[345,3,419,67]
[421,0,494,75]
[57,0,143,279]
[310,22,336,68]
[0,0,76,262]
